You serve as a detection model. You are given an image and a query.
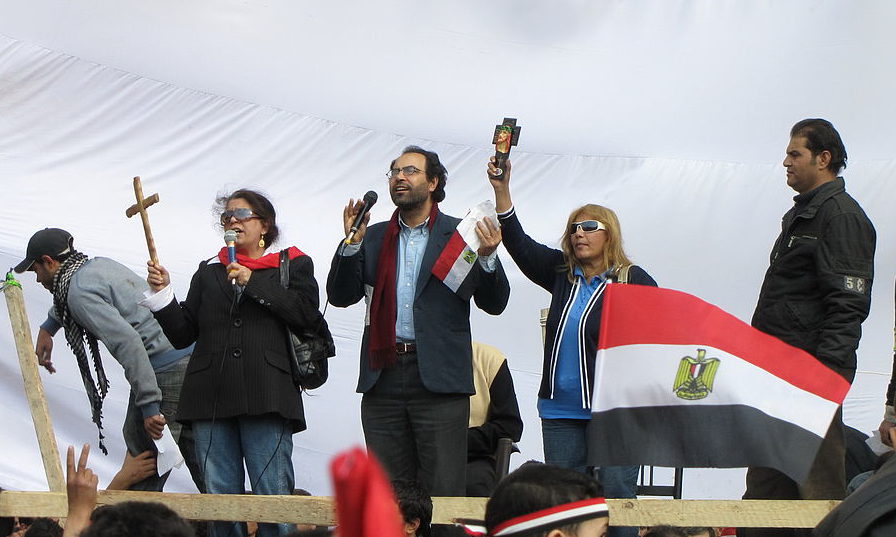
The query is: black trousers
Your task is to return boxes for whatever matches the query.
[361,352,469,497]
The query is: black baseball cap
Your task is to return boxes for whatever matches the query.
[14,228,74,273]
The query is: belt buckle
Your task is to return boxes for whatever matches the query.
[396,342,412,354]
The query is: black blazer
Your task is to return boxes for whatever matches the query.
[155,254,326,432]
[327,210,510,395]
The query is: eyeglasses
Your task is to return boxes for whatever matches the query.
[220,208,259,225]
[386,165,424,180]
[569,220,606,234]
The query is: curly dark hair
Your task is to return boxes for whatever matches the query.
[23,518,63,537]
[80,501,194,537]
[214,188,280,246]
[392,480,433,537]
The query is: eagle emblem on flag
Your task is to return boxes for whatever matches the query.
[673,348,720,400]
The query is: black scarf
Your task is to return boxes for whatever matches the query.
[52,252,110,455]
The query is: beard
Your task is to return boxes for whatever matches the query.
[390,183,431,211]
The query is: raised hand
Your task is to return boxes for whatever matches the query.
[343,198,371,244]
[64,444,98,537]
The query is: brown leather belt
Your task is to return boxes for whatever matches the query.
[395,342,417,354]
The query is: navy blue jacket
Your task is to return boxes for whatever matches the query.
[498,208,656,407]
[327,210,511,394]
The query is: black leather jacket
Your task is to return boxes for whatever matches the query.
[752,178,875,379]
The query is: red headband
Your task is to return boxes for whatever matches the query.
[490,497,609,536]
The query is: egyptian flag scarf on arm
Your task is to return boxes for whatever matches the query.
[588,284,850,484]
[368,203,439,369]
[431,204,492,301]
[431,231,479,300]
[216,245,305,268]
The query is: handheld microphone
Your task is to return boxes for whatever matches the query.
[345,191,378,244]
[224,230,237,285]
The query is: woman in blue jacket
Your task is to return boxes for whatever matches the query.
[487,158,656,537]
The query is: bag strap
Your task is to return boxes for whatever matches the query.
[278,248,330,352]
[279,249,290,289]
[614,264,632,284]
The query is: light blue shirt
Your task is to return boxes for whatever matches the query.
[538,266,612,419]
[396,215,430,341]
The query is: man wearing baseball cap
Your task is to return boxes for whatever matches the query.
[16,228,202,492]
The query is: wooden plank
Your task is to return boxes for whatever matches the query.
[432,496,487,525]
[3,283,65,492]
[0,491,839,528]
[0,491,336,525]
[606,499,839,529]
[0,491,67,518]
[99,491,337,525]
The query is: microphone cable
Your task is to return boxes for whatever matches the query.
[200,279,239,479]
[201,275,242,537]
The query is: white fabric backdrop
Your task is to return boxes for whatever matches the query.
[1,1,894,499]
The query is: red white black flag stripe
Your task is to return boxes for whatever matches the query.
[590,285,850,484]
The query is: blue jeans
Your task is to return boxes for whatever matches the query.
[122,356,204,492]
[193,414,294,537]
[542,419,638,537]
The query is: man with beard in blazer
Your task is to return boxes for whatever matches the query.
[327,145,510,502]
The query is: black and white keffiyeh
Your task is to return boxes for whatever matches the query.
[51,251,110,455]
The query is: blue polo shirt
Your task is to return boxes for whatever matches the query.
[538,266,611,419]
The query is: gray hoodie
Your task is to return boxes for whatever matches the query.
[41,257,189,418]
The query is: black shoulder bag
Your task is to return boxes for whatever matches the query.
[279,249,335,390]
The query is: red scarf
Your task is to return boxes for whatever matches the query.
[216,245,305,269]
[368,203,438,369]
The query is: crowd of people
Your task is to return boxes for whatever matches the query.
[2,117,891,536]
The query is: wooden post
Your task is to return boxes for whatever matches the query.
[2,276,65,492]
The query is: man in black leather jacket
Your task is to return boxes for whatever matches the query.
[740,119,876,537]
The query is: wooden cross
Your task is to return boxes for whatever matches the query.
[125,176,161,265]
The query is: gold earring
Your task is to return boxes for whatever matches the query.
[258,235,265,249]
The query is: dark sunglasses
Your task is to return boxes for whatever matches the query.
[220,208,259,225]
[569,220,606,234]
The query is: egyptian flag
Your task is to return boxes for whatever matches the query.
[589,285,850,484]
[432,230,479,299]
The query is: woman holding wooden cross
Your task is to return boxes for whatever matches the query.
[142,188,329,537]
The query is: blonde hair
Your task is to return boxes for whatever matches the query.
[559,204,633,282]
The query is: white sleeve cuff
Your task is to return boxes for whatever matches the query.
[139,285,175,312]
[478,250,498,273]
[497,205,515,219]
